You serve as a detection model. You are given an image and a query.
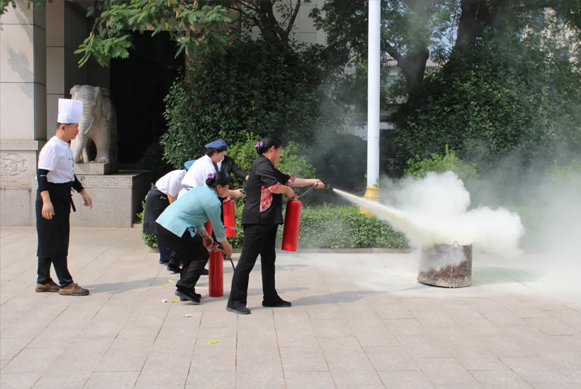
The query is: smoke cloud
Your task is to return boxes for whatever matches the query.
[335,171,525,257]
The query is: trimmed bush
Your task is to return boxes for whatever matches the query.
[404,145,479,191]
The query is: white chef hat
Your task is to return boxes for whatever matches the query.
[57,98,83,124]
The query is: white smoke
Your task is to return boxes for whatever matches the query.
[335,172,525,257]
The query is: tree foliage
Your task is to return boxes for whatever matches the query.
[161,39,346,168]
[391,30,581,174]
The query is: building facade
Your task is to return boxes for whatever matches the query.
[0,0,325,227]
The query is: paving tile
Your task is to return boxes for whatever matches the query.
[397,335,452,359]
[311,319,355,338]
[378,370,434,389]
[384,318,429,336]
[471,370,533,388]
[353,326,400,347]
[2,348,62,374]
[0,372,42,389]
[84,372,139,389]
[501,357,574,384]
[279,346,328,372]
[284,371,335,389]
[415,358,480,386]
[562,370,581,385]
[452,346,510,371]
[331,369,384,386]
[235,366,285,389]
[364,346,419,371]
[0,337,32,360]
[33,367,93,389]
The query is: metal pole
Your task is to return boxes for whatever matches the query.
[363,0,381,213]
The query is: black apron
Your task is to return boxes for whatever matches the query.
[36,182,75,258]
[143,185,169,234]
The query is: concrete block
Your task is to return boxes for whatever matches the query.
[74,163,118,175]
[30,170,152,228]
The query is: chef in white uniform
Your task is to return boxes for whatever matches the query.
[35,98,93,296]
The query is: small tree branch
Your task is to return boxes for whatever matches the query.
[286,0,301,36]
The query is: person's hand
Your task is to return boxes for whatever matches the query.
[230,189,244,199]
[203,235,214,247]
[222,240,233,258]
[313,179,325,188]
[42,201,55,220]
[80,190,93,209]
[285,186,296,200]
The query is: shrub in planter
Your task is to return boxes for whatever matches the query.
[137,201,158,249]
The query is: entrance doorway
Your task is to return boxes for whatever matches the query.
[110,31,184,177]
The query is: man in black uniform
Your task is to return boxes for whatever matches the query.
[35,98,93,296]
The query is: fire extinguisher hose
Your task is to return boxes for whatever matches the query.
[297,184,317,200]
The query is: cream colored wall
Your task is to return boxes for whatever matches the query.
[0,0,47,225]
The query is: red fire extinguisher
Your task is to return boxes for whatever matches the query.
[208,247,223,297]
[282,199,302,252]
[282,184,319,251]
[223,198,236,238]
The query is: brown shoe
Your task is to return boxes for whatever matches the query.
[58,283,90,296]
[35,280,59,293]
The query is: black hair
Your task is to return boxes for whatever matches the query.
[56,122,72,129]
[206,172,233,188]
[256,136,282,155]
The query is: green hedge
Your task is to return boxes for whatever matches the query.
[229,204,408,249]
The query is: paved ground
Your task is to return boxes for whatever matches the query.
[1,226,580,389]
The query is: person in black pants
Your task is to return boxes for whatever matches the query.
[36,99,93,296]
[226,136,325,315]
[156,173,234,304]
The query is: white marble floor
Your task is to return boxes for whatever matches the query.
[1,226,580,389]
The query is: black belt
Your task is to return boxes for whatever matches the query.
[152,186,168,201]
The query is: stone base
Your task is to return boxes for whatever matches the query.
[31,170,152,228]
[74,162,118,175]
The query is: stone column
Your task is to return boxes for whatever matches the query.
[46,0,88,138]
[0,0,46,225]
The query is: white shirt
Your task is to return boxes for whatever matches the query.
[179,155,223,197]
[38,136,75,183]
[155,170,186,198]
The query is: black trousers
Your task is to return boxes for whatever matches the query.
[157,225,209,291]
[156,233,173,264]
[37,257,73,287]
[36,184,74,287]
[228,223,279,309]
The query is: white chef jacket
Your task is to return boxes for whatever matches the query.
[38,136,75,183]
[179,155,223,197]
[155,170,186,198]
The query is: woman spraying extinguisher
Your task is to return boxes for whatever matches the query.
[227,136,325,315]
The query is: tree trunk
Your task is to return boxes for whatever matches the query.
[454,0,498,52]
[397,48,430,92]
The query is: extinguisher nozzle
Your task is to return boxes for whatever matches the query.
[327,184,334,191]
